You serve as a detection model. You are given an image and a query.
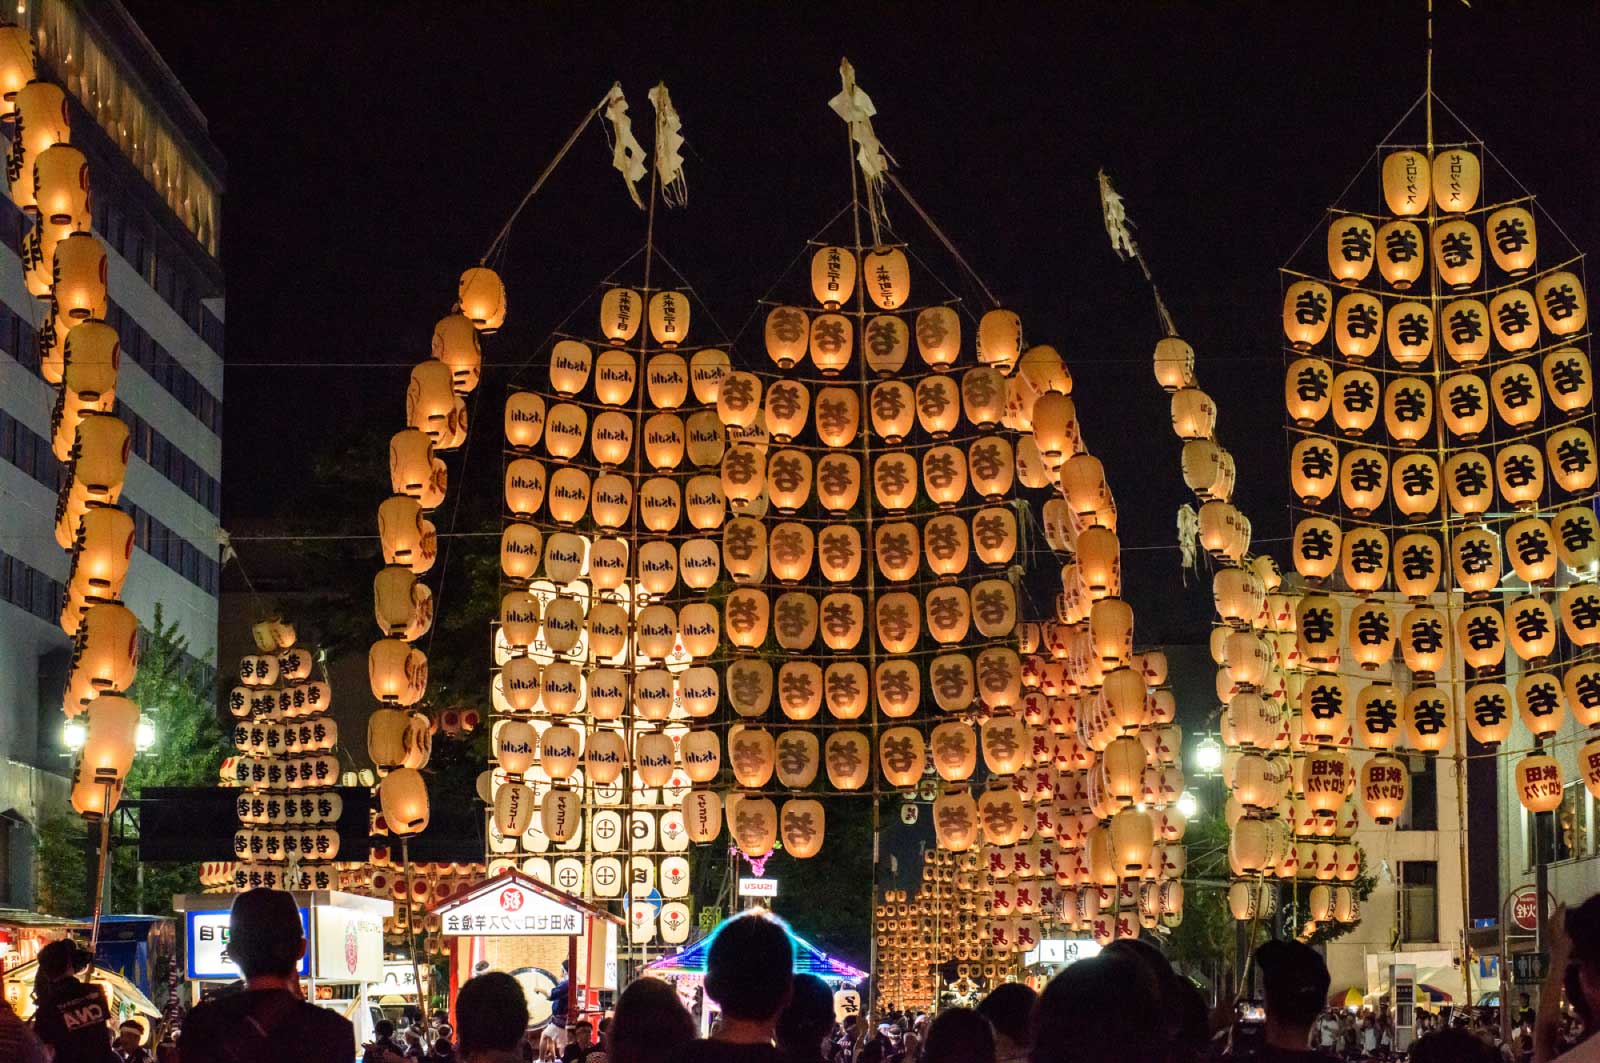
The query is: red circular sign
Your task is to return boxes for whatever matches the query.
[1512,888,1540,932]
[499,887,525,913]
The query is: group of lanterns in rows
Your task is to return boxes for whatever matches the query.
[875,853,1012,1011]
[1283,142,1600,824]
[0,24,150,823]
[225,621,346,893]
[895,296,1192,936]
[489,280,727,940]
[370,265,505,851]
[1150,321,1382,929]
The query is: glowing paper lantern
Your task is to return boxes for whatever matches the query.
[1515,753,1563,813]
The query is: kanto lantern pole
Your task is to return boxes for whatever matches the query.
[401,837,430,1026]
[89,784,113,950]
[844,82,885,1027]
[1418,11,1476,1009]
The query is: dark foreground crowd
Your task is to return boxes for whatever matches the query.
[7,887,1600,1063]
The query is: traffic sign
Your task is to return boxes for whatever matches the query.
[1511,887,1540,933]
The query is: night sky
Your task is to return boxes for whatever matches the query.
[124,0,1600,645]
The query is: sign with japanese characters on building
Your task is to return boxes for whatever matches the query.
[439,881,583,937]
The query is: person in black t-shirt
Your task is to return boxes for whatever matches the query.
[669,910,796,1063]
[178,888,354,1063]
[1246,940,1338,1063]
[775,975,834,1063]
[30,938,116,1063]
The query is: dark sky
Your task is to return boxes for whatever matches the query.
[123,0,1600,643]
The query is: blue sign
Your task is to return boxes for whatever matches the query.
[185,907,310,980]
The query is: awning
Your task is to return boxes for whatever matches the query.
[644,926,866,982]
[1,957,161,1023]
[1330,986,1365,1008]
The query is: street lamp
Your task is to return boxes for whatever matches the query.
[1177,790,1200,819]
[135,717,156,752]
[62,719,87,751]
[1193,733,1223,776]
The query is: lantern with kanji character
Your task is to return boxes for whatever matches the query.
[1283,281,1332,348]
[1359,755,1408,824]
[1382,149,1428,215]
[1507,595,1558,663]
[1432,219,1482,289]
[1403,686,1452,753]
[1515,753,1563,813]
[1339,448,1388,516]
[1285,357,1331,426]
[1356,684,1402,750]
[1465,682,1512,748]
[648,290,689,347]
[1170,388,1216,440]
[1487,206,1537,275]
[1327,215,1375,284]
[1376,221,1424,289]
[1517,672,1567,741]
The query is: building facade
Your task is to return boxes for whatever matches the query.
[0,0,222,908]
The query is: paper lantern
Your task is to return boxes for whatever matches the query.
[1487,206,1537,275]
[1402,686,1451,753]
[1382,149,1429,214]
[1440,298,1490,364]
[431,313,482,393]
[1288,439,1337,506]
[1170,387,1217,442]
[1430,147,1480,213]
[1392,453,1440,520]
[764,379,810,442]
[1384,301,1433,366]
[979,786,1026,847]
[1358,756,1407,825]
[1228,880,1275,922]
[1504,517,1556,585]
[933,791,979,851]
[1329,292,1380,362]
[1376,220,1424,289]
[1490,289,1542,353]
[1543,348,1593,415]
[1355,683,1405,752]
[589,349,637,407]
[1562,584,1600,647]
[630,730,674,788]
[379,768,430,835]
[1399,605,1447,677]
[968,311,1023,376]
[456,266,506,332]
[70,603,138,696]
[879,726,926,789]
[1495,444,1545,509]
[683,477,727,535]
[0,25,33,115]
[1465,682,1512,748]
[1555,506,1600,576]
[1443,453,1493,518]
[1383,376,1432,446]
[1109,809,1154,875]
[1327,215,1375,284]
[1431,219,1481,288]
[494,782,536,835]
[1339,527,1388,595]
[1089,598,1134,668]
[1292,516,1340,582]
[1147,335,1197,392]
[11,80,68,214]
[1284,357,1331,426]
[780,799,825,860]
[1515,753,1563,813]
[1455,605,1505,671]
[729,796,778,858]
[865,314,910,375]
[773,590,819,650]
[825,731,871,790]
[598,287,643,342]
[634,668,676,720]
[648,290,689,347]
[1438,372,1489,441]
[863,247,910,309]
[1580,737,1600,801]
[1514,672,1566,741]
[1549,426,1597,494]
[1283,280,1331,348]
[1336,448,1387,517]
[540,789,581,843]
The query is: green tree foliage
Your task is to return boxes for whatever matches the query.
[34,608,231,916]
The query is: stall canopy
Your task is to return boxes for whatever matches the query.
[644,927,866,982]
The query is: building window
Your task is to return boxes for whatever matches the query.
[1398,861,1438,943]
[1398,755,1439,831]
[1527,784,1591,866]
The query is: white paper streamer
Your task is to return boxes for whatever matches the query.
[647,82,688,208]
[604,82,647,209]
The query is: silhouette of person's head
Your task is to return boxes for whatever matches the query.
[705,910,794,1023]
[456,972,529,1056]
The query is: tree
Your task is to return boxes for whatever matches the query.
[34,607,231,917]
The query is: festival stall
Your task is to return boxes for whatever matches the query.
[643,925,866,1035]
[173,889,391,1042]
[429,869,620,1030]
